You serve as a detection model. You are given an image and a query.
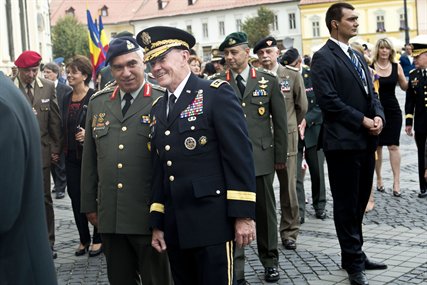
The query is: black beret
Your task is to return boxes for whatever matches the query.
[136,26,195,63]
[253,36,277,54]
[280,48,300,66]
[106,36,140,65]
[219,32,248,51]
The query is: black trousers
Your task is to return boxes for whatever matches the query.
[101,233,172,285]
[414,132,427,192]
[168,241,235,285]
[325,150,375,273]
[66,151,101,245]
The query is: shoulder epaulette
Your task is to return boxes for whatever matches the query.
[409,68,417,74]
[152,96,163,107]
[90,85,115,101]
[210,79,228,89]
[257,68,277,78]
[104,80,117,89]
[151,84,166,92]
[207,72,222,80]
[285,65,300,72]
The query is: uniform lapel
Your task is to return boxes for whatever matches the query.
[167,73,198,126]
[123,84,152,121]
[244,72,257,99]
[105,90,123,122]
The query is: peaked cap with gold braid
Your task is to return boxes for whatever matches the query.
[136,26,196,63]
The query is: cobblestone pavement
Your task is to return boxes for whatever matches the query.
[53,88,427,284]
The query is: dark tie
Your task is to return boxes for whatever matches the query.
[423,69,427,79]
[122,93,133,116]
[26,84,34,104]
[168,94,177,119]
[347,48,367,87]
[236,74,246,96]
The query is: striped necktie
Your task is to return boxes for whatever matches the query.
[347,48,367,87]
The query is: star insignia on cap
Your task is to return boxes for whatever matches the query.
[229,38,236,45]
[266,40,273,46]
[141,32,151,45]
[127,40,135,50]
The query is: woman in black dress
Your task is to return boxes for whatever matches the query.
[63,55,102,256]
[372,38,407,197]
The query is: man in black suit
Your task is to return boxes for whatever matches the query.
[311,3,387,285]
[0,71,57,284]
[137,26,256,285]
[43,62,72,199]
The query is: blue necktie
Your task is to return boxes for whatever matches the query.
[348,47,367,87]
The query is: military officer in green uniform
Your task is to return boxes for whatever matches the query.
[81,37,171,285]
[211,32,288,284]
[254,39,307,251]
[405,36,427,198]
[292,55,327,223]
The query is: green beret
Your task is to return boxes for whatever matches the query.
[219,32,248,51]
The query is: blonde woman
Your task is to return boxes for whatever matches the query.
[372,38,407,197]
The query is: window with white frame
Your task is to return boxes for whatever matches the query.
[236,19,242,32]
[312,21,320,37]
[272,14,279,31]
[219,21,225,36]
[289,13,296,29]
[376,15,385,32]
[203,23,209,38]
[186,25,192,34]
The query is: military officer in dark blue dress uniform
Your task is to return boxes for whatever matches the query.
[137,26,256,285]
[211,32,288,284]
[405,36,427,198]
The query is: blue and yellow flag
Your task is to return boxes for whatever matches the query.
[99,14,109,54]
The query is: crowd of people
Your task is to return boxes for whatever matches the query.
[2,2,427,285]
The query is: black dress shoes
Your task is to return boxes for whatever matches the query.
[75,244,90,256]
[55,192,65,199]
[419,189,427,198]
[89,244,103,257]
[348,271,369,285]
[282,239,297,250]
[316,211,326,220]
[365,259,387,270]
[264,267,280,282]
[52,248,57,259]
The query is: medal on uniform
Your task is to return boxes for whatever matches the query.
[281,80,291,92]
[147,142,151,151]
[258,106,265,116]
[411,78,418,87]
[184,137,197,150]
[199,136,207,146]
[188,116,197,122]
[105,120,110,126]
[258,77,269,89]
[141,115,151,124]
[98,113,105,123]
[92,115,97,127]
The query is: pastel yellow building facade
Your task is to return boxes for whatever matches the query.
[300,0,418,56]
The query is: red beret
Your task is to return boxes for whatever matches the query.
[14,51,42,68]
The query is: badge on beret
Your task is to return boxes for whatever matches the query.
[258,106,265,116]
[266,40,273,47]
[199,136,207,146]
[228,38,236,45]
[127,40,135,50]
[184,137,197,150]
[141,32,151,45]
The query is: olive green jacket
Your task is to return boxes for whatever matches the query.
[81,82,163,234]
[210,67,288,176]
